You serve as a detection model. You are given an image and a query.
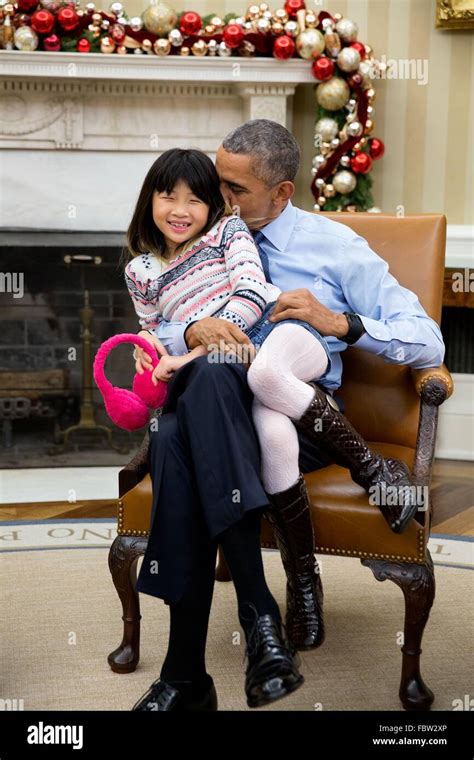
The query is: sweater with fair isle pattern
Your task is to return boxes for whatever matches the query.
[124,215,281,348]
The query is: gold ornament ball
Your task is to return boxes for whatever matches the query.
[284,20,299,38]
[168,28,183,46]
[316,77,350,111]
[218,41,231,56]
[14,25,38,51]
[129,16,143,31]
[259,3,269,12]
[324,184,336,198]
[210,16,224,29]
[246,4,260,20]
[335,17,358,43]
[117,44,127,54]
[92,12,102,25]
[255,17,271,33]
[333,170,357,194]
[142,1,177,36]
[191,39,207,56]
[305,12,317,27]
[141,38,152,53]
[204,25,215,34]
[271,21,284,35]
[154,38,171,55]
[180,45,190,55]
[100,35,116,53]
[346,120,363,138]
[337,47,360,72]
[364,119,375,134]
[315,117,339,142]
[295,28,324,59]
[317,196,326,206]
[274,8,288,24]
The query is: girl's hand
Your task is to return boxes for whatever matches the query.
[151,355,185,384]
[134,330,168,375]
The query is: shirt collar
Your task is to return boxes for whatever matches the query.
[259,200,296,252]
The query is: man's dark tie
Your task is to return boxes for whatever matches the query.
[252,229,273,284]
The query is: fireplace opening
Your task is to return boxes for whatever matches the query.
[0,230,146,468]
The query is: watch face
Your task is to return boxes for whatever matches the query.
[326,393,340,411]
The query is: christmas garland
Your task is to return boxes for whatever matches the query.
[0,1,387,211]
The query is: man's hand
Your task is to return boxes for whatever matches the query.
[184,317,256,362]
[134,330,169,374]
[268,289,349,339]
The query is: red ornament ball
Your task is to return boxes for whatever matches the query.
[57,6,79,32]
[369,138,385,160]
[284,0,305,18]
[31,9,55,34]
[273,35,295,60]
[350,152,372,174]
[311,56,334,81]
[351,42,366,60]
[43,33,60,51]
[223,23,244,49]
[17,0,39,12]
[77,38,91,53]
[179,11,202,36]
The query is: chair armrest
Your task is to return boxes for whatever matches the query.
[117,409,162,497]
[411,364,454,406]
[411,365,453,534]
[118,429,150,497]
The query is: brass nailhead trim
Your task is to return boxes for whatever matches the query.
[116,500,150,537]
[314,529,426,565]
[114,503,427,563]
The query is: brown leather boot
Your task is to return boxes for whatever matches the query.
[264,473,324,651]
[293,383,420,534]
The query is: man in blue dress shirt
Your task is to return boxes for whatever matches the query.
[134,120,445,679]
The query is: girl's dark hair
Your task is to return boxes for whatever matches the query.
[122,148,228,269]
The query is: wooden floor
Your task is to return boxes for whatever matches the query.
[1,458,472,537]
[430,459,474,536]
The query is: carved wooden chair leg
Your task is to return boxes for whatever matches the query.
[215,545,232,582]
[362,551,435,711]
[107,535,148,674]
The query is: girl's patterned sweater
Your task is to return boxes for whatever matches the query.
[124,214,281,349]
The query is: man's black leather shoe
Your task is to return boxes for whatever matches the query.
[131,674,218,711]
[242,604,304,708]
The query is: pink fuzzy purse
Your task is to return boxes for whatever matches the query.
[93,334,168,431]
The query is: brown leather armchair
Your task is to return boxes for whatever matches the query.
[108,212,454,711]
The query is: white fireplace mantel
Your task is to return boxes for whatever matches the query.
[0,51,314,229]
[0,50,315,84]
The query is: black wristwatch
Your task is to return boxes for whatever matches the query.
[341,312,366,345]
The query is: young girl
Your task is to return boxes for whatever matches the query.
[124,148,333,497]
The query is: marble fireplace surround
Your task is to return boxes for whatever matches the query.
[0,52,313,231]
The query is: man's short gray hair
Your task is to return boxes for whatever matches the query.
[222,119,300,187]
